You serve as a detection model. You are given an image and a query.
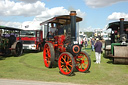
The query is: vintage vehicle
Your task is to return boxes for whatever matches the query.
[0,25,23,56]
[18,23,46,52]
[79,31,87,46]
[40,11,91,75]
[94,29,103,40]
[18,30,43,52]
[104,18,128,64]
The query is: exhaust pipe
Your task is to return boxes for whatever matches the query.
[119,18,127,42]
[70,11,77,42]
[120,18,124,35]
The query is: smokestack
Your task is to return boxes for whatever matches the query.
[120,18,124,35]
[70,11,77,41]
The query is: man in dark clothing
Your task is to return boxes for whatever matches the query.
[57,25,64,35]
[91,38,95,51]
[58,27,64,35]
[84,38,88,48]
[94,38,102,64]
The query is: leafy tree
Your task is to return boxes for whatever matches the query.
[84,32,93,37]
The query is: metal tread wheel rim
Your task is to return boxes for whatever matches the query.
[43,43,55,68]
[58,52,75,75]
[75,51,91,72]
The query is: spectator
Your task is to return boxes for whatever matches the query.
[94,38,102,64]
[81,39,84,47]
[84,38,88,48]
[91,38,95,51]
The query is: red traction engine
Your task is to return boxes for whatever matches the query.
[41,11,91,75]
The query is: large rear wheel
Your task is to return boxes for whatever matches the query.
[43,43,55,68]
[11,42,23,57]
[75,51,91,72]
[58,52,75,76]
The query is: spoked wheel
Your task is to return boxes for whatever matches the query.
[75,51,91,72]
[43,43,55,68]
[58,52,75,76]
[11,42,23,57]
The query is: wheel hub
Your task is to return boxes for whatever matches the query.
[66,62,69,66]
[81,60,84,64]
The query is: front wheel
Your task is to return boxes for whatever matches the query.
[75,51,91,72]
[58,52,75,76]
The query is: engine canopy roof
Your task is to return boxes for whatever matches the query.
[40,15,82,25]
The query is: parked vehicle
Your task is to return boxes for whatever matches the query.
[0,26,23,56]
[40,11,91,75]
[79,31,87,46]
[18,24,47,52]
[104,18,128,64]
[94,29,103,40]
[102,32,111,41]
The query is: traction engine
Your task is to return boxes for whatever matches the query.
[41,11,91,75]
[0,26,23,57]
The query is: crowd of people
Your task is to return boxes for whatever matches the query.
[81,37,103,64]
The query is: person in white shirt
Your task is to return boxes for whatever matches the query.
[49,23,57,38]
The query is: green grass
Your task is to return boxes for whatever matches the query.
[0,49,128,85]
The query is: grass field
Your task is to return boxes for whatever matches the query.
[0,47,128,85]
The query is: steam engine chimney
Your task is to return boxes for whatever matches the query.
[70,11,77,42]
[120,18,124,35]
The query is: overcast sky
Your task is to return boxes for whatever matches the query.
[0,0,128,32]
